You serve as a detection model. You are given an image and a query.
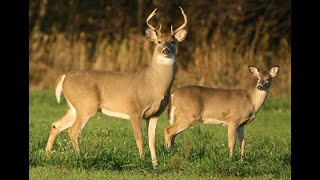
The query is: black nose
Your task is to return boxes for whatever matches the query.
[162,48,170,54]
[257,85,263,90]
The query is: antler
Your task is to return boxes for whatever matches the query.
[146,8,157,31]
[171,6,188,35]
[146,8,162,35]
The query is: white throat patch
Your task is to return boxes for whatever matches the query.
[157,56,175,65]
[252,90,267,111]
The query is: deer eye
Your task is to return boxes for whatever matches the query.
[170,40,175,44]
[157,40,161,44]
[265,77,271,82]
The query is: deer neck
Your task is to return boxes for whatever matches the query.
[146,50,176,95]
[251,88,269,112]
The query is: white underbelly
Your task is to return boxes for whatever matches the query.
[101,108,130,120]
[203,118,227,126]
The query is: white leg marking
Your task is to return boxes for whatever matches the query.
[169,106,176,125]
[53,97,77,130]
[148,117,158,166]
[169,93,175,125]
[65,97,76,114]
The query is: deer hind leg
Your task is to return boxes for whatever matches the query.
[68,109,96,153]
[164,121,192,150]
[237,125,245,161]
[164,124,177,149]
[130,114,144,160]
[164,109,197,150]
[45,108,76,153]
[146,117,158,167]
[228,122,238,159]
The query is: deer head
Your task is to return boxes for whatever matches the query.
[145,6,188,65]
[248,65,280,91]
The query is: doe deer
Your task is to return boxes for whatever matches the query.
[45,7,188,167]
[164,65,279,161]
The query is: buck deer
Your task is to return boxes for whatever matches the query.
[45,7,188,167]
[164,65,279,161]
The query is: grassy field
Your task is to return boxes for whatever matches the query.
[29,90,291,179]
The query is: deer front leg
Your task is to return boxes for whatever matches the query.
[237,125,245,161]
[143,99,162,119]
[130,115,144,160]
[228,122,238,159]
[146,117,158,167]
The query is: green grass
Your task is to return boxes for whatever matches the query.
[29,90,291,179]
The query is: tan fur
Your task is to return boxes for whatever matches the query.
[164,65,279,161]
[45,7,188,167]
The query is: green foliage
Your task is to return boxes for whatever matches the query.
[29,91,291,179]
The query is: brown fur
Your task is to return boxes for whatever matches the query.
[164,65,279,161]
[45,8,188,167]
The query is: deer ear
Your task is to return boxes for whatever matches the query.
[269,66,279,77]
[145,29,158,42]
[174,29,187,42]
[248,65,259,76]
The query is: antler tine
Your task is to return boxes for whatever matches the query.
[171,6,188,35]
[146,8,157,31]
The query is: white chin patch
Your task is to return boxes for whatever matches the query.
[157,56,175,65]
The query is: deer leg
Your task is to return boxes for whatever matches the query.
[164,122,190,150]
[68,111,95,153]
[164,124,177,150]
[170,134,178,148]
[237,125,245,161]
[45,108,76,153]
[146,117,158,167]
[130,115,144,160]
[228,122,238,159]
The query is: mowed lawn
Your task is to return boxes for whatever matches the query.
[29,90,291,179]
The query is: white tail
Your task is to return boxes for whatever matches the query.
[164,65,279,161]
[55,75,66,104]
[45,7,188,168]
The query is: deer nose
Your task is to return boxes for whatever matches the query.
[162,47,170,55]
[257,85,263,90]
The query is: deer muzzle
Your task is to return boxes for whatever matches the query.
[162,47,171,55]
